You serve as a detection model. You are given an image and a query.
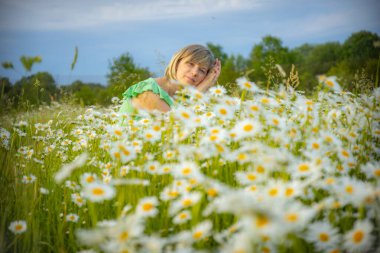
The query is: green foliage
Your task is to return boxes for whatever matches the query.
[107,52,150,98]
[71,46,79,71]
[9,72,58,109]
[61,80,106,106]
[20,56,42,72]
[1,62,14,70]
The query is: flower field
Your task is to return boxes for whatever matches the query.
[1,78,379,253]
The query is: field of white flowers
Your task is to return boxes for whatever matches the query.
[1,77,379,253]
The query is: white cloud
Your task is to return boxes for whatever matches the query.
[0,0,264,30]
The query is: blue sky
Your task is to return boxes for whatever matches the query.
[0,0,379,85]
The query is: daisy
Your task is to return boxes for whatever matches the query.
[174,161,202,180]
[141,129,161,143]
[343,220,374,253]
[109,142,136,163]
[83,182,115,203]
[279,203,315,233]
[22,174,36,184]
[209,85,226,96]
[66,213,79,223]
[213,104,235,120]
[160,185,181,201]
[173,210,192,224]
[145,161,160,174]
[236,77,261,93]
[170,192,202,215]
[305,221,341,251]
[136,196,159,217]
[9,220,27,234]
[71,193,86,207]
[105,125,124,139]
[319,75,342,92]
[361,161,380,181]
[192,220,213,241]
[80,173,97,185]
[232,119,261,140]
[235,171,260,185]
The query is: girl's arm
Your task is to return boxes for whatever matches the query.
[131,91,171,112]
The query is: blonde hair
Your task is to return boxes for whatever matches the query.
[165,44,215,81]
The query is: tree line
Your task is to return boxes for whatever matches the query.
[1,30,379,112]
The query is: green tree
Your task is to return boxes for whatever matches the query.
[329,31,380,90]
[206,43,228,63]
[248,35,295,87]
[62,80,106,106]
[218,54,249,95]
[107,53,150,98]
[10,72,58,107]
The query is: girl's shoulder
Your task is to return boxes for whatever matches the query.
[122,77,174,106]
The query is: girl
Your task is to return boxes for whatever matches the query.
[119,44,221,117]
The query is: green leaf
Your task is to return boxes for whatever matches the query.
[71,46,78,71]
[2,61,14,69]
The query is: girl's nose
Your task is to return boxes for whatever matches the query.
[191,67,199,77]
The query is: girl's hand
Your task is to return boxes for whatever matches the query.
[196,59,221,93]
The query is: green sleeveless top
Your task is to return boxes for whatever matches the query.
[119,78,174,119]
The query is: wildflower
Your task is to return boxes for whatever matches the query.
[9,220,27,234]
[143,160,157,173]
[318,75,342,92]
[209,85,226,96]
[80,173,97,185]
[160,185,181,201]
[22,174,36,184]
[40,187,50,195]
[141,129,161,142]
[235,171,260,185]
[54,152,88,183]
[213,104,235,120]
[106,125,124,139]
[279,203,315,233]
[66,213,79,223]
[173,210,191,224]
[305,221,341,251]
[174,161,202,180]
[343,220,374,253]
[83,182,115,203]
[236,77,261,92]
[136,197,159,217]
[361,161,380,180]
[72,193,86,207]
[170,192,202,214]
[109,142,136,163]
[232,119,261,140]
[334,177,374,206]
[192,220,213,241]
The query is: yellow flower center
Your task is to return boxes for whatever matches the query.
[193,231,203,239]
[92,188,104,196]
[318,233,329,242]
[207,188,218,197]
[142,203,154,211]
[352,230,364,244]
[243,124,253,132]
[119,231,129,241]
[298,164,310,172]
[15,224,23,231]
[256,216,269,228]
[286,213,298,222]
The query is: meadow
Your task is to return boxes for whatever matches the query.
[1,77,379,253]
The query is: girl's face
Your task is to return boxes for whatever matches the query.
[175,58,208,87]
